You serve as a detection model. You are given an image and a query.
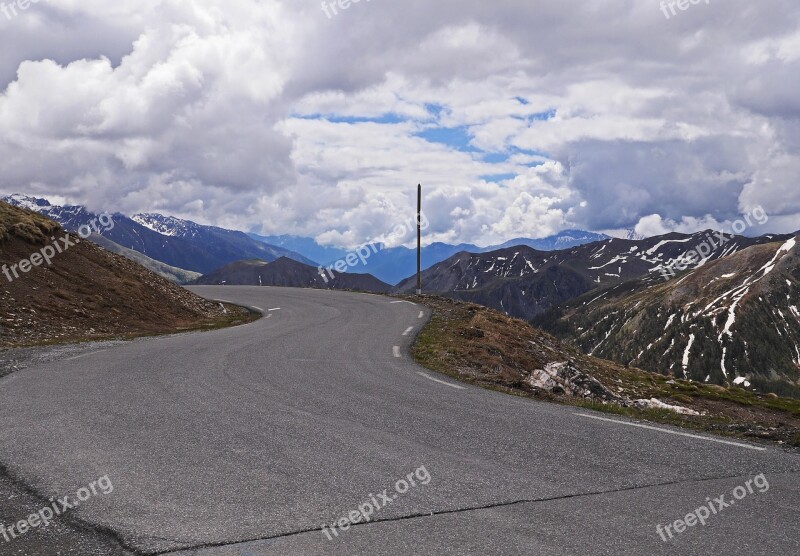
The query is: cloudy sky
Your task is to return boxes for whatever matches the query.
[0,0,798,248]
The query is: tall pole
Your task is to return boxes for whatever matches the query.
[417,184,422,295]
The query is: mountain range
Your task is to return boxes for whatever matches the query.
[397,231,796,320]
[534,236,800,395]
[2,195,314,275]
[3,194,610,285]
[191,257,391,292]
[251,230,610,285]
[389,227,798,391]
[88,234,202,284]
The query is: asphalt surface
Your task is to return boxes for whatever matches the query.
[0,286,797,555]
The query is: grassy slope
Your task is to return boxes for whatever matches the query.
[409,295,800,448]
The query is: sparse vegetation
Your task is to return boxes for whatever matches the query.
[409,295,800,449]
[0,202,61,244]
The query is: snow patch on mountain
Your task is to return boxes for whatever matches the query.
[3,194,54,212]
[682,333,695,372]
[131,214,204,239]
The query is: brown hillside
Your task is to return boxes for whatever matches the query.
[0,201,252,347]
[410,295,800,448]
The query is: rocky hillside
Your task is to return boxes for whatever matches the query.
[191,257,392,293]
[0,201,251,347]
[396,231,795,320]
[535,237,800,396]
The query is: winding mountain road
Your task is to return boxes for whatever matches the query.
[0,286,797,555]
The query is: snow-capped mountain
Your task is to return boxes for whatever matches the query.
[132,213,206,239]
[2,195,315,274]
[3,194,108,233]
[624,228,646,241]
[486,230,610,251]
[2,193,55,212]
[537,236,800,393]
[397,230,796,320]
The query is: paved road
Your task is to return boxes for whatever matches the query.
[0,286,797,555]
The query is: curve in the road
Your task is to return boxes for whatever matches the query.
[0,286,796,555]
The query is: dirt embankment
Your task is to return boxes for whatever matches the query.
[410,295,800,449]
[0,201,256,348]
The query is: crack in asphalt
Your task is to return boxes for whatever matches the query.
[0,460,145,555]
[150,469,800,555]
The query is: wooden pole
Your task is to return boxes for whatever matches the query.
[417,184,422,295]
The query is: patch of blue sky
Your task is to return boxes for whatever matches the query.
[424,103,446,119]
[482,147,549,165]
[511,108,557,124]
[483,152,511,163]
[414,125,480,153]
[480,173,518,183]
[520,158,547,168]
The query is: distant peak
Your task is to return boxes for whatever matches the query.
[624,228,646,241]
[131,213,203,238]
[2,193,53,211]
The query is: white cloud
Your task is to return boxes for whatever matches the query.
[0,0,798,247]
[744,29,800,64]
[634,215,672,238]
